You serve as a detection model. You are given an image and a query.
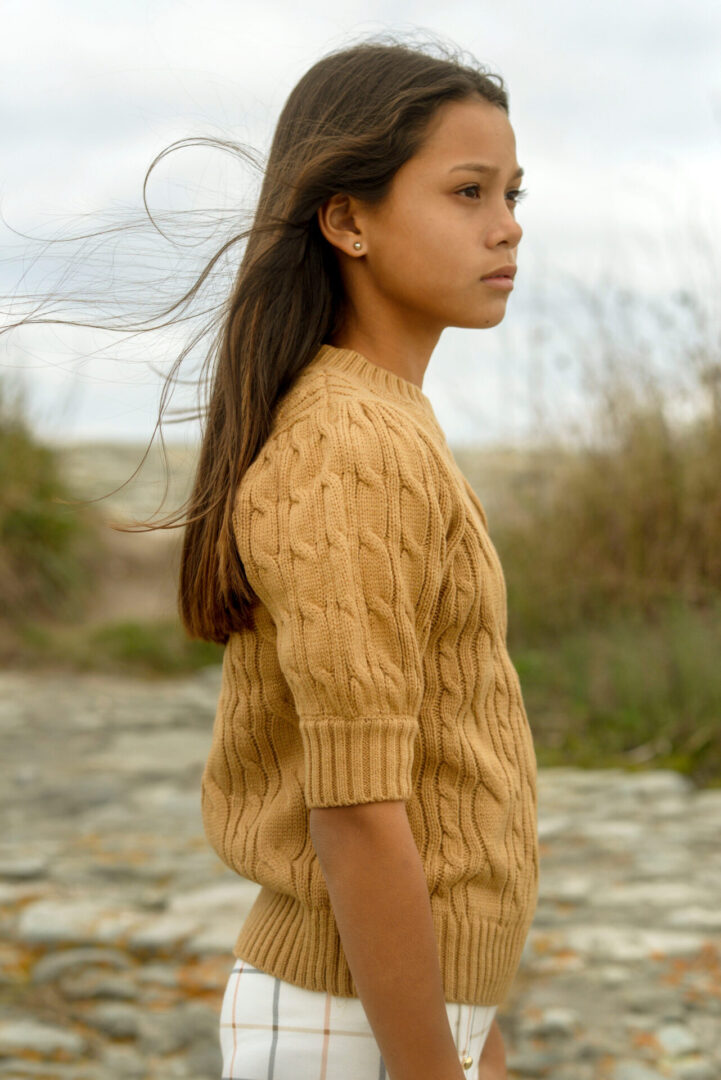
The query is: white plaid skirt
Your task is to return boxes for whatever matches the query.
[219,958,498,1079]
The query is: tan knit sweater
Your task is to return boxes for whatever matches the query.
[200,343,539,1007]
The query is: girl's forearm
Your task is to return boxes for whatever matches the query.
[310,799,466,1080]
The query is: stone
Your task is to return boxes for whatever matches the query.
[125,914,201,951]
[540,873,593,902]
[0,1065,98,1079]
[519,1006,583,1037]
[670,1060,717,1080]
[613,1063,668,1080]
[537,814,573,839]
[573,819,646,843]
[83,1002,142,1039]
[621,771,694,796]
[587,882,710,908]
[134,962,180,987]
[168,879,258,913]
[31,946,132,984]
[99,1043,148,1078]
[136,1001,217,1055]
[506,1049,564,1075]
[183,915,251,955]
[16,899,143,946]
[0,1017,86,1057]
[665,906,721,930]
[58,970,139,1000]
[599,964,633,986]
[86,730,211,774]
[0,857,49,880]
[656,1023,700,1056]
[563,925,705,962]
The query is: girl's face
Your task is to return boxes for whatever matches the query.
[329,94,525,338]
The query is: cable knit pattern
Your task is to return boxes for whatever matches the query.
[200,343,539,1006]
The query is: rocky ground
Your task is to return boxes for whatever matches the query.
[1,665,719,1079]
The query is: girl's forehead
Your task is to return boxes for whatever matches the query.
[428,97,515,148]
[410,98,519,174]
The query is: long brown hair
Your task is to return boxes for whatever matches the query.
[1,30,509,643]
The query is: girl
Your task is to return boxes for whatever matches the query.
[195,34,539,1080]
[2,28,538,1080]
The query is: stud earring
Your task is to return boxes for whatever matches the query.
[353,241,362,250]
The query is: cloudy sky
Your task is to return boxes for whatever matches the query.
[1,0,719,447]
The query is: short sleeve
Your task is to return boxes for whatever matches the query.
[232,396,446,809]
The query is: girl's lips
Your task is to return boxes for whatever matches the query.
[480,276,514,290]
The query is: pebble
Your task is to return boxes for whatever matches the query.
[0,857,49,880]
[31,946,132,984]
[83,1001,142,1038]
[613,1065,668,1080]
[0,1018,87,1057]
[656,1023,700,1056]
[671,1062,717,1080]
[1,667,720,1079]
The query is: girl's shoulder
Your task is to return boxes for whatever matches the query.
[255,368,445,480]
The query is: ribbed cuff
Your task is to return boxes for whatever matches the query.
[298,715,418,808]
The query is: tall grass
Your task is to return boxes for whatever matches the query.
[513,597,721,787]
[0,377,104,629]
[491,273,721,639]
[488,269,721,785]
[497,393,721,641]
[0,381,223,672]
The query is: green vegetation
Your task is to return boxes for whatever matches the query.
[11,617,223,677]
[0,378,105,626]
[0,377,224,674]
[511,597,721,788]
[496,401,721,642]
[490,290,721,789]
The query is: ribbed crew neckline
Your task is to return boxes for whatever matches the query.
[311,343,435,414]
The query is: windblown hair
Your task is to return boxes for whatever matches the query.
[1,30,509,642]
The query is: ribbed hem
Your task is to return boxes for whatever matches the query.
[299,715,418,808]
[233,886,534,1007]
[310,344,436,415]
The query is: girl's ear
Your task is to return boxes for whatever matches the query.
[316,194,364,258]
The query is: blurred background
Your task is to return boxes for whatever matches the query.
[2,0,719,784]
[1,2,720,1078]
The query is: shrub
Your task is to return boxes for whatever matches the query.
[0,378,104,623]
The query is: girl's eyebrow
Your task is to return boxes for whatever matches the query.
[449,163,525,180]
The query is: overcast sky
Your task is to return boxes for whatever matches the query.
[1,0,719,447]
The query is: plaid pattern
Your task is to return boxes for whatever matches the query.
[219,958,498,1079]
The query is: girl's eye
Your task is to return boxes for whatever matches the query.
[458,184,528,206]
[507,187,528,206]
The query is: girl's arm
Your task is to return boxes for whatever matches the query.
[310,799,467,1080]
[478,1016,508,1079]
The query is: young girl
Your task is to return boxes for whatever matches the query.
[193,34,539,1080]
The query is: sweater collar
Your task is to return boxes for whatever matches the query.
[309,343,436,414]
